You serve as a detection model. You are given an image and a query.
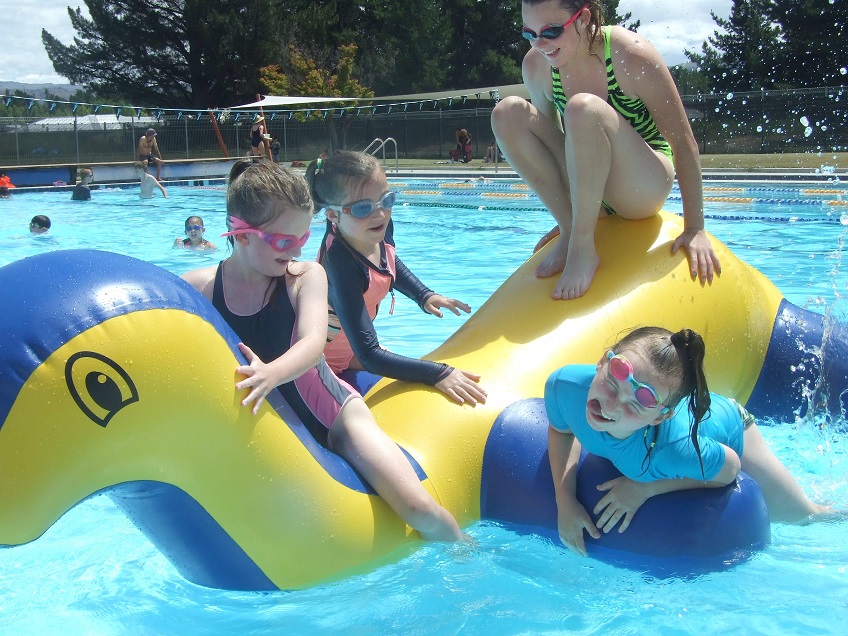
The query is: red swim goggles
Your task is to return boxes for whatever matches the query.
[606,351,669,413]
[521,4,588,41]
[221,216,310,252]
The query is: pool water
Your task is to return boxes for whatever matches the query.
[1,180,847,635]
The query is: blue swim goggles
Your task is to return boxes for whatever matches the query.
[327,191,397,219]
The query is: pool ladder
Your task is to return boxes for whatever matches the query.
[363,137,399,174]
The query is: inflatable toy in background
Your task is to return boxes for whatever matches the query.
[1,211,846,589]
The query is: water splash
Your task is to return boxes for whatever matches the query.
[795,228,848,430]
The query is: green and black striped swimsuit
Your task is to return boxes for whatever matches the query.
[551,26,673,214]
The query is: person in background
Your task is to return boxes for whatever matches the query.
[483,140,497,163]
[72,167,94,201]
[174,215,216,249]
[249,116,270,159]
[29,215,51,234]
[133,161,168,199]
[455,127,472,163]
[0,171,15,196]
[137,128,164,179]
[270,137,281,163]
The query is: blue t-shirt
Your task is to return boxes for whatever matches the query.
[544,365,745,482]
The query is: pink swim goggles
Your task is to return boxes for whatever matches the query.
[606,351,669,413]
[221,216,310,252]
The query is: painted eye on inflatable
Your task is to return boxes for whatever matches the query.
[64,351,139,427]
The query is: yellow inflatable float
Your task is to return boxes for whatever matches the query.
[1,212,843,589]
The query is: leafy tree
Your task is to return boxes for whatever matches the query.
[670,64,710,96]
[684,0,781,92]
[439,0,524,90]
[602,0,640,30]
[768,0,848,88]
[260,44,374,151]
[41,0,277,108]
[275,0,523,94]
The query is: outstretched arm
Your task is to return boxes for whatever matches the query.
[592,445,741,533]
[548,426,600,556]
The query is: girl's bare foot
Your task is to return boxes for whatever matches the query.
[536,234,568,278]
[552,244,600,300]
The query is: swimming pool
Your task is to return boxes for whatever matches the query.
[1,180,846,634]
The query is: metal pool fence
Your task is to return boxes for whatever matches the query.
[1,85,845,167]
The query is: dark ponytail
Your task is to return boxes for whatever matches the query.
[669,329,711,477]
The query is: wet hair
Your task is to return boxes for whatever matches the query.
[225,159,313,233]
[30,215,51,230]
[184,215,204,228]
[224,159,314,304]
[522,0,604,48]
[304,151,382,212]
[611,326,711,477]
[132,161,147,171]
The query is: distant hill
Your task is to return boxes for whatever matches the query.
[0,82,83,100]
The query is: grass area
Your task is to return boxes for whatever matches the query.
[698,152,847,171]
[377,153,847,172]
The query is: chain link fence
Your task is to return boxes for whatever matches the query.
[1,86,845,167]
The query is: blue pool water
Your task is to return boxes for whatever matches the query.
[1,179,847,634]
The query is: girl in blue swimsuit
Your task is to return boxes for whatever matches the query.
[182,160,462,542]
[493,0,721,300]
[545,326,835,557]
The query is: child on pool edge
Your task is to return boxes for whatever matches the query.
[545,326,834,557]
[181,160,462,542]
[174,215,217,249]
[305,151,487,406]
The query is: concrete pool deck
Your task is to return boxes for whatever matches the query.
[1,157,845,189]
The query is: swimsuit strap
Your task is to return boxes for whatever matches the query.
[550,26,672,160]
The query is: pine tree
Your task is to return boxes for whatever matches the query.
[685,0,781,92]
[42,0,277,108]
[768,0,848,88]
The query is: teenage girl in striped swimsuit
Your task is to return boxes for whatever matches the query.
[492,0,720,300]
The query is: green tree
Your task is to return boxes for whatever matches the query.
[41,0,277,108]
[684,0,781,91]
[439,0,523,90]
[261,44,374,150]
[276,0,523,94]
[670,64,710,96]
[769,0,848,88]
[602,0,640,30]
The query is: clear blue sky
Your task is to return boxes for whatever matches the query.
[1,0,732,85]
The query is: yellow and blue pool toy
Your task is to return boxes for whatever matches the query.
[1,211,846,589]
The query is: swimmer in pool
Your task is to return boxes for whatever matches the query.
[174,216,216,249]
[133,161,168,199]
[29,215,51,234]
